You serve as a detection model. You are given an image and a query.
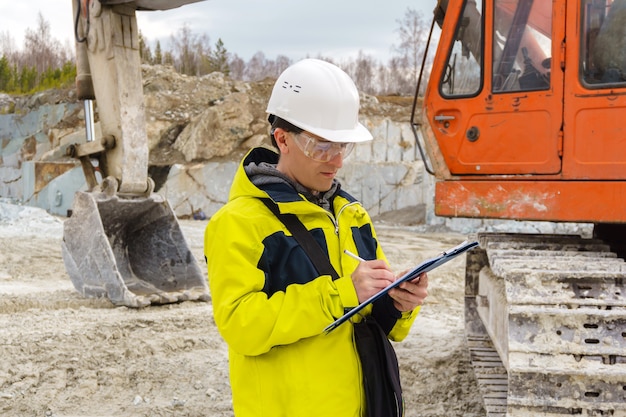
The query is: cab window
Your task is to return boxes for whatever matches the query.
[440,0,484,97]
[581,0,626,87]
[492,0,552,92]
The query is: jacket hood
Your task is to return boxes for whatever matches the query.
[229,147,342,210]
[228,147,282,202]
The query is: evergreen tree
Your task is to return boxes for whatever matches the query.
[207,38,229,75]
[154,41,163,65]
[19,66,37,93]
[164,51,174,66]
[139,31,153,64]
[0,55,15,92]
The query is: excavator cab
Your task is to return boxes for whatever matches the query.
[412,0,626,415]
[414,0,626,220]
[62,0,209,307]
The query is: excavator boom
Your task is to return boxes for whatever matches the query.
[62,0,209,307]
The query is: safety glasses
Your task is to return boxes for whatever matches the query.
[292,132,355,163]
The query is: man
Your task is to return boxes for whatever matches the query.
[204,58,428,417]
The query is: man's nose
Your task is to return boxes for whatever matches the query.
[328,152,343,168]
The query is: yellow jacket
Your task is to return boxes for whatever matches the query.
[205,148,418,416]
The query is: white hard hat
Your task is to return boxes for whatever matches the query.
[266,59,373,143]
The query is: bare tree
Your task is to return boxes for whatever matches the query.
[274,55,292,76]
[346,51,376,94]
[241,53,292,81]
[228,54,245,79]
[376,62,391,95]
[0,31,17,59]
[386,56,411,95]
[244,51,269,81]
[393,7,429,95]
[22,12,65,75]
[170,23,210,76]
[311,53,337,67]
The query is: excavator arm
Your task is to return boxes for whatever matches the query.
[62,0,210,307]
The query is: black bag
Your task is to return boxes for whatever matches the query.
[260,198,404,417]
[353,316,404,417]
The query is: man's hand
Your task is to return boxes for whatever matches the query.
[350,260,395,303]
[389,272,428,312]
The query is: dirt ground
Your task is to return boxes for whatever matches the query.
[0,205,486,417]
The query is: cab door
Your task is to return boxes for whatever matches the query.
[562,0,626,180]
[424,0,564,176]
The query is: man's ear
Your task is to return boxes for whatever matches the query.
[274,128,290,154]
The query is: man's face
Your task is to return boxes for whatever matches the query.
[275,130,353,193]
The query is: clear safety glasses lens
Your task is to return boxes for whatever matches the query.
[294,132,355,162]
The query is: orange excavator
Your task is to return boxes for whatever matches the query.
[412,0,626,415]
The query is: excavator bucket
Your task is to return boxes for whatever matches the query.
[62,190,210,308]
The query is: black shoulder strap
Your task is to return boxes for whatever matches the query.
[261,198,339,280]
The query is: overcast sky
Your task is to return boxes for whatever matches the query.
[1,0,437,63]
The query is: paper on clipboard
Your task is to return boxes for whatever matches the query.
[324,240,479,334]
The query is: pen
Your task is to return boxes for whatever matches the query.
[343,249,366,262]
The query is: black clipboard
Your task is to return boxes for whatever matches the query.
[324,240,479,334]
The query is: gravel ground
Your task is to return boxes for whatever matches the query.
[0,204,486,416]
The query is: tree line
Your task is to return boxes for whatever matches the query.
[0,8,431,97]
[0,13,76,94]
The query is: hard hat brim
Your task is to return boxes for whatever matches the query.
[296,119,373,143]
[268,112,373,143]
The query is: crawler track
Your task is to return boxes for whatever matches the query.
[464,233,626,416]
